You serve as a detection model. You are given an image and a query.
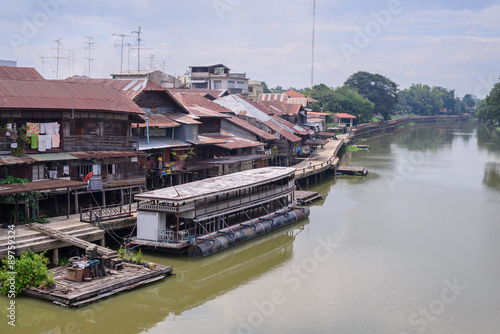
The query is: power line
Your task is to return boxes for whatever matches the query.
[84,36,96,77]
[112,33,129,73]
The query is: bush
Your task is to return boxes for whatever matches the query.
[0,251,54,295]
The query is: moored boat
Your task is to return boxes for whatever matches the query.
[130,167,309,257]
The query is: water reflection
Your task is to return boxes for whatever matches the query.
[2,221,307,334]
[483,162,500,190]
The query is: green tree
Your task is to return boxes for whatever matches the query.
[344,71,399,120]
[481,79,500,125]
[462,94,476,108]
[262,82,271,94]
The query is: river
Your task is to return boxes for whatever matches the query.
[2,122,500,334]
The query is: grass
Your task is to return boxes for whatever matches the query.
[347,146,364,152]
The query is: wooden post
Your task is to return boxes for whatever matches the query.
[54,193,59,216]
[74,192,79,215]
[53,248,59,266]
[120,188,124,205]
[66,189,70,218]
[100,237,105,247]
[102,190,106,207]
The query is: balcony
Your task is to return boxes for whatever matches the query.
[0,137,11,154]
[64,135,138,151]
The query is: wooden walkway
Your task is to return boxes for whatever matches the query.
[22,262,173,308]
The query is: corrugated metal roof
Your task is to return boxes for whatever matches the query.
[162,112,202,125]
[262,119,301,143]
[0,155,37,165]
[136,113,180,128]
[69,151,144,159]
[203,132,265,150]
[168,89,229,99]
[173,92,233,115]
[224,117,276,140]
[0,66,44,80]
[0,179,86,196]
[0,78,144,114]
[188,135,227,145]
[25,153,78,162]
[195,154,272,166]
[272,116,310,136]
[64,77,165,99]
[214,95,271,121]
[138,137,191,150]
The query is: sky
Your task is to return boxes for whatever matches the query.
[1,0,499,98]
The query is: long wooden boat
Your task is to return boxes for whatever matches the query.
[130,167,309,257]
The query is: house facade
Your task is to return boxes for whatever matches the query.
[189,64,249,95]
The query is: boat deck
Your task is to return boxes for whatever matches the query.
[22,262,173,308]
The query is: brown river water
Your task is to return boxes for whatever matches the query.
[2,122,500,334]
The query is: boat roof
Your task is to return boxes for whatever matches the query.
[135,167,295,203]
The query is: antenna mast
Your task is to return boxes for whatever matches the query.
[52,38,63,79]
[113,33,129,73]
[311,0,316,88]
[131,26,143,73]
[84,36,96,77]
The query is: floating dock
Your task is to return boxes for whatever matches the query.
[22,262,173,308]
[295,191,323,204]
[337,166,369,176]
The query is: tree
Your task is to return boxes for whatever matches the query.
[344,71,399,120]
[261,81,271,94]
[482,79,500,125]
[462,94,476,108]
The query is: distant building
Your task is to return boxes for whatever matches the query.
[111,69,182,89]
[189,63,249,95]
[248,80,263,102]
[0,60,17,67]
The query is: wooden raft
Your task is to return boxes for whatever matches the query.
[295,191,323,205]
[22,263,173,308]
[336,166,368,176]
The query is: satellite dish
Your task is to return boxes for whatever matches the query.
[83,171,94,183]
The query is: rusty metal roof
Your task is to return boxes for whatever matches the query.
[0,155,37,165]
[173,92,233,116]
[0,78,144,114]
[188,135,227,145]
[0,179,86,196]
[136,113,180,128]
[0,66,44,80]
[203,132,265,150]
[68,151,144,159]
[162,112,202,125]
[168,89,229,100]
[224,117,276,140]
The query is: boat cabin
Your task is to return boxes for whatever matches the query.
[132,167,298,254]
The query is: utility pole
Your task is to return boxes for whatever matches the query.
[84,36,96,77]
[311,0,316,88]
[52,38,63,79]
[131,26,143,73]
[113,33,129,73]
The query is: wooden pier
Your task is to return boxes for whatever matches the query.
[22,262,173,308]
[337,166,368,176]
[295,191,323,205]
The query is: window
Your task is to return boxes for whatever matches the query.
[228,80,235,88]
[78,165,93,177]
[213,80,222,89]
[248,86,254,93]
[32,165,45,180]
[236,81,245,89]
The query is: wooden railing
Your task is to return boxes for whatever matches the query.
[81,203,135,223]
[0,137,11,153]
[64,135,138,151]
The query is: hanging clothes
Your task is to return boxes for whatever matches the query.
[45,134,52,150]
[40,123,46,134]
[51,134,60,148]
[38,135,46,152]
[26,122,40,137]
[31,135,39,149]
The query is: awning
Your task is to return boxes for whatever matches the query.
[0,179,86,196]
[139,137,191,151]
[26,152,78,162]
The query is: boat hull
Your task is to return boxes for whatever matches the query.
[187,207,310,257]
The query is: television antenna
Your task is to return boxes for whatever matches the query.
[52,38,64,79]
[131,26,152,73]
[84,36,96,77]
[113,33,129,73]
